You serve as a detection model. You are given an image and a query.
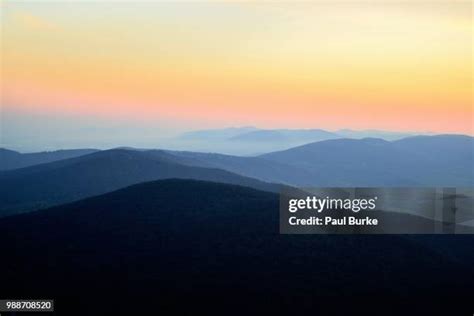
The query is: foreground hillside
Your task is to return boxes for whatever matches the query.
[0,179,472,314]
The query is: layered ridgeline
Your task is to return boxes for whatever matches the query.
[0,148,99,171]
[176,127,417,154]
[260,135,474,186]
[170,134,474,186]
[0,179,472,314]
[0,149,279,217]
[1,135,472,217]
[179,127,415,142]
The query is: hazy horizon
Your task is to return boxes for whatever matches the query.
[1,121,468,154]
[1,1,472,152]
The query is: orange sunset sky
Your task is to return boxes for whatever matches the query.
[1,0,473,142]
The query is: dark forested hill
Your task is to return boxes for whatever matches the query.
[0,179,472,315]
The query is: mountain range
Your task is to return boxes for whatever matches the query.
[1,134,472,217]
[175,127,425,154]
[0,148,98,171]
[261,135,474,186]
[178,126,259,140]
[170,134,474,186]
[0,149,279,217]
[180,127,421,142]
[1,133,473,313]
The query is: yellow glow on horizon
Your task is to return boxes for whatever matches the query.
[2,1,472,133]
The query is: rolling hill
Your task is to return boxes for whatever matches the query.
[260,135,474,186]
[1,135,472,217]
[165,135,474,186]
[161,149,314,185]
[0,179,472,314]
[0,149,279,217]
[0,148,99,171]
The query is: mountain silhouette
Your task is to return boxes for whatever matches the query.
[1,135,472,217]
[174,127,423,154]
[0,149,278,217]
[261,135,474,186]
[229,128,340,142]
[0,179,472,314]
[336,128,416,140]
[178,127,419,143]
[0,148,99,170]
[164,135,474,186]
[179,126,259,140]
[162,149,313,184]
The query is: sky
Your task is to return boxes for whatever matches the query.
[1,1,472,150]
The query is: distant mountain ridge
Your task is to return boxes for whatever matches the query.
[178,127,420,143]
[173,127,427,154]
[229,129,340,142]
[1,134,472,217]
[165,134,474,186]
[261,135,474,186]
[336,129,420,141]
[0,148,99,171]
[179,126,259,140]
